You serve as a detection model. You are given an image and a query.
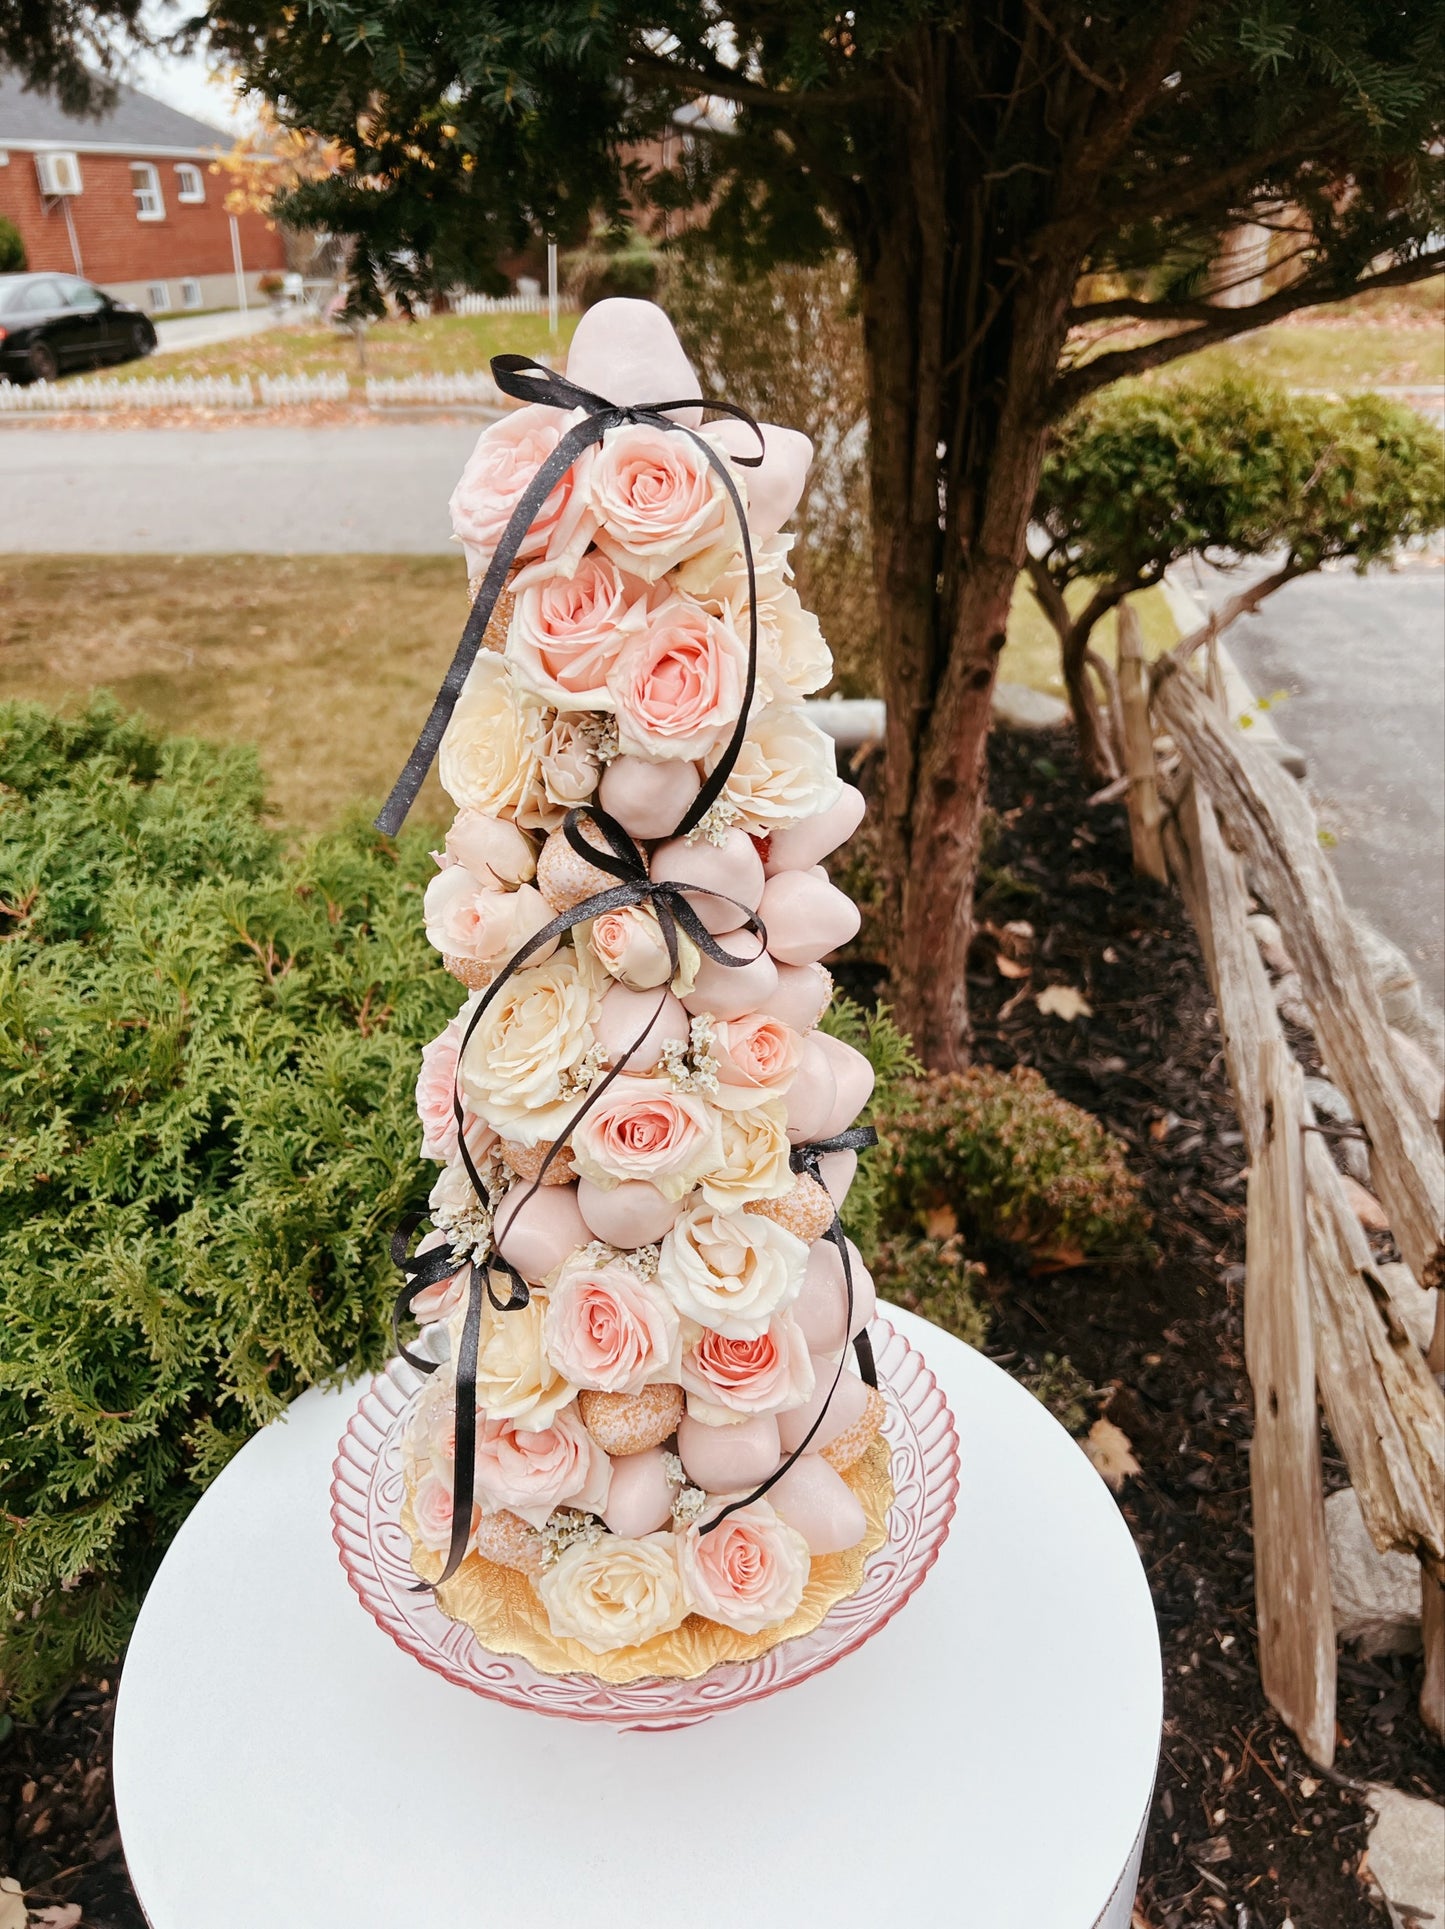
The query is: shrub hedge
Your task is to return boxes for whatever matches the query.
[0,699,450,1710]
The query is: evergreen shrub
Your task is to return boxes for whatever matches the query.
[0,700,451,1711]
[877,1067,1150,1270]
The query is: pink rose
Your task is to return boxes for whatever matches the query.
[606,595,747,761]
[506,553,648,710]
[415,1003,499,1166]
[711,1013,803,1111]
[541,1255,681,1395]
[569,1074,722,1201]
[423,866,557,968]
[444,811,536,887]
[408,1229,472,1322]
[472,1406,612,1529]
[680,1311,816,1422]
[581,423,742,586]
[678,1502,811,1634]
[411,1470,481,1555]
[449,404,572,572]
[589,905,674,991]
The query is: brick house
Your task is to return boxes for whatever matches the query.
[0,74,285,314]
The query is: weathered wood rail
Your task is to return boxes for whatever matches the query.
[1113,641,1445,1761]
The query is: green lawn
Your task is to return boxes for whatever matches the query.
[0,552,1174,828]
[107,309,581,387]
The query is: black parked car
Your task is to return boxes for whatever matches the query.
[0,272,157,385]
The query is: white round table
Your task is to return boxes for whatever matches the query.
[114,1307,1160,1929]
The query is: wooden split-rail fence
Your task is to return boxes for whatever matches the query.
[1105,604,1445,1762]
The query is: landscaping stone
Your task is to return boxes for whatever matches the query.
[1271,970,1314,1031]
[991,682,1068,732]
[1325,1488,1421,1656]
[1389,1025,1445,1123]
[1246,911,1296,977]
[1303,1075,1371,1183]
[1366,1785,1445,1929]
[1351,917,1425,1030]
[1340,1172,1391,1234]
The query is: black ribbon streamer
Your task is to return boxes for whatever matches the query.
[381,354,878,1584]
[698,1124,880,1535]
[374,354,764,842]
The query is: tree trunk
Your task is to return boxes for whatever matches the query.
[1061,628,1121,782]
[851,72,1079,1066]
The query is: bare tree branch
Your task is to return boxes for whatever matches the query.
[1172,558,1307,664]
[1053,251,1445,410]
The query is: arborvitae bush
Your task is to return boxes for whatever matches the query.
[0,699,451,1711]
[877,1067,1150,1271]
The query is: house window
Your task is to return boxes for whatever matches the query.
[175,163,205,204]
[180,278,203,310]
[131,162,165,220]
[147,282,172,313]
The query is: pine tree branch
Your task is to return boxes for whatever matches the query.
[1053,251,1445,410]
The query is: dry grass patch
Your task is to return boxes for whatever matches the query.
[0,554,466,831]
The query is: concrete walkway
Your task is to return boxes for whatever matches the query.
[151,308,286,354]
[0,423,479,553]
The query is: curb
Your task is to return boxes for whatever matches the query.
[1161,569,1308,779]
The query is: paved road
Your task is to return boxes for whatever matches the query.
[1220,564,1445,1006]
[0,424,479,552]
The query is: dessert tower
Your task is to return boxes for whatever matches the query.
[385,299,889,1676]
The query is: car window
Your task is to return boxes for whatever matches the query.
[15,280,64,314]
[60,278,105,312]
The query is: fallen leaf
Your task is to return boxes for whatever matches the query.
[1298,1777,1319,1799]
[921,1205,958,1241]
[1082,1418,1141,1490]
[1036,983,1093,1021]
[995,953,1030,979]
[32,1909,83,1929]
[0,1879,26,1929]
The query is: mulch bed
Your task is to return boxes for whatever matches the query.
[957,726,1435,1928]
[2,724,1436,1928]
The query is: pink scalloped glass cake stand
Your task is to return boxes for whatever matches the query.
[330,1316,959,1728]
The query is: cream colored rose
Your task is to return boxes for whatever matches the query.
[659,1201,808,1337]
[716,703,843,838]
[438,654,549,819]
[707,536,832,704]
[697,1100,794,1211]
[537,1531,688,1654]
[466,1287,577,1430]
[459,949,600,1144]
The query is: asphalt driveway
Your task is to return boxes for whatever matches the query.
[0,423,480,554]
[1221,563,1445,1006]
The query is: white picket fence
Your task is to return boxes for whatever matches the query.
[0,365,517,413]
[256,372,351,406]
[450,292,573,316]
[364,372,505,409]
[0,375,257,412]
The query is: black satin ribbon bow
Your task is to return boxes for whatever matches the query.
[373,354,765,841]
